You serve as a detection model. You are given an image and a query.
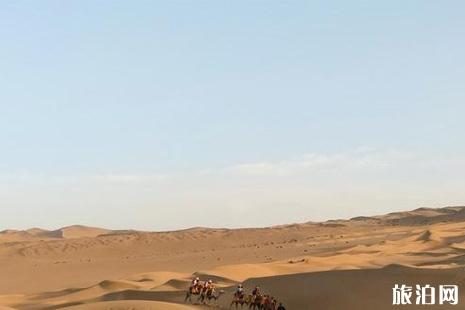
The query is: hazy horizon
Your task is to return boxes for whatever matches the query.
[4,204,465,232]
[1,1,465,231]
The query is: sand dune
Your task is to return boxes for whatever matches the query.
[2,206,465,309]
[13,265,464,309]
[0,225,134,243]
[231,265,465,310]
[50,226,112,239]
[60,300,198,310]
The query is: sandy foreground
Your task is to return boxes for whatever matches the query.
[2,207,465,309]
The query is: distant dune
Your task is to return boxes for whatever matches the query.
[0,225,131,242]
[2,206,465,309]
[53,225,113,239]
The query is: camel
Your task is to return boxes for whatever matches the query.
[260,295,277,310]
[230,293,252,309]
[247,294,278,310]
[199,287,225,305]
[184,282,204,303]
[249,294,263,310]
[255,295,277,310]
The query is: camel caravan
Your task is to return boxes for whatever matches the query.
[230,284,284,310]
[185,277,225,305]
[186,277,286,310]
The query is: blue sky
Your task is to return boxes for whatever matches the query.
[1,1,464,230]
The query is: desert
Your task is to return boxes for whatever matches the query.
[3,1,464,309]
[2,206,465,309]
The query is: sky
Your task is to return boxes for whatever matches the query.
[1,1,465,231]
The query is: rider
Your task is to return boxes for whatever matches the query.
[205,279,214,290]
[252,286,261,297]
[235,283,244,298]
[190,277,200,293]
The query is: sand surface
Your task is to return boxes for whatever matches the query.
[60,300,198,310]
[2,206,465,309]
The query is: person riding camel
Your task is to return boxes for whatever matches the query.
[252,286,261,297]
[190,277,200,293]
[235,284,244,299]
[251,285,261,302]
[205,279,214,292]
[270,297,277,309]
